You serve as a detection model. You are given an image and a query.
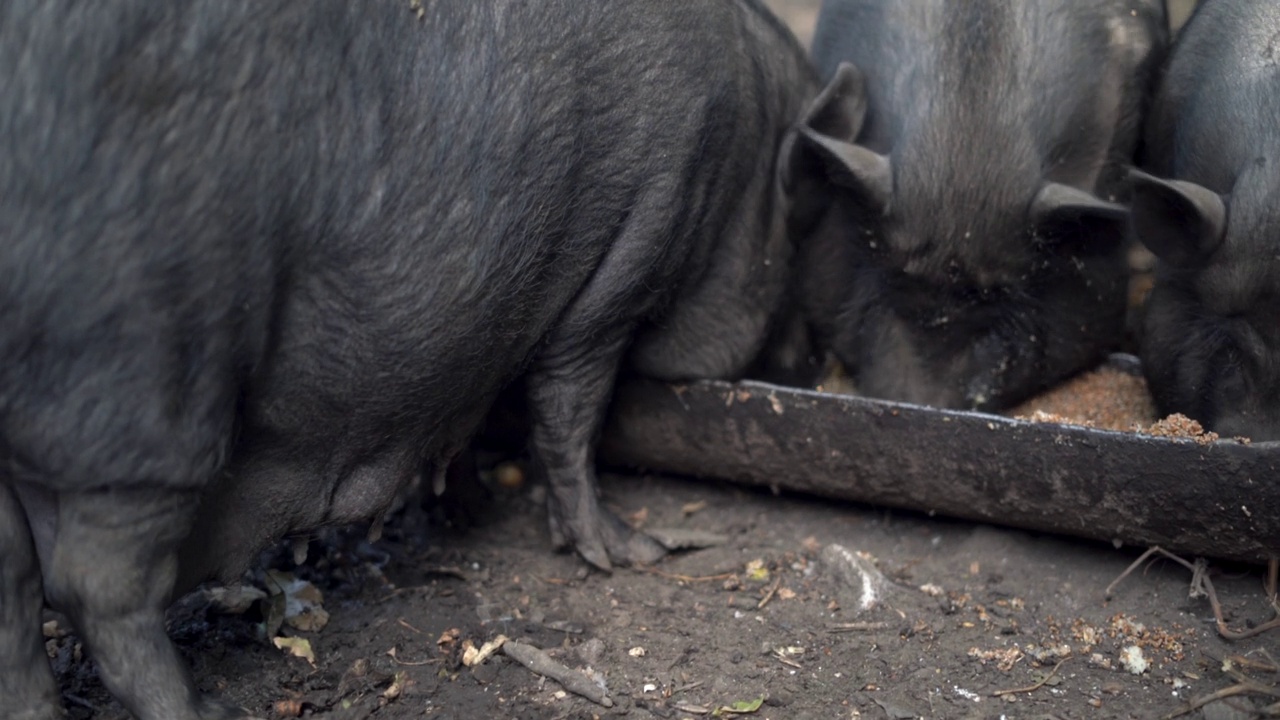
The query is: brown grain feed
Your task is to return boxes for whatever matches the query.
[1007,366,1157,431]
[817,359,1232,442]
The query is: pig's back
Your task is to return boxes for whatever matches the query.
[1149,0,1280,188]
[810,0,1161,184]
[0,0,779,495]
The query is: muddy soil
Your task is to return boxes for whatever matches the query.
[48,2,1280,719]
[50,470,1278,720]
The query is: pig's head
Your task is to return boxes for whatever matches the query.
[784,65,1130,410]
[1131,168,1280,441]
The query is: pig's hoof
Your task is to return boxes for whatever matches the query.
[549,504,667,570]
[596,510,667,568]
[572,531,614,572]
[619,532,667,566]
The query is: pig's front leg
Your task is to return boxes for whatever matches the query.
[0,482,63,720]
[43,488,256,720]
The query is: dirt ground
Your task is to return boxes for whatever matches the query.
[47,2,1280,719]
[51,469,1280,720]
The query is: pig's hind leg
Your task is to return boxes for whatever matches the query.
[525,240,673,571]
[0,482,63,720]
[42,488,255,720]
[527,325,668,570]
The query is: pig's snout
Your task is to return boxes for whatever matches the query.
[962,335,1014,411]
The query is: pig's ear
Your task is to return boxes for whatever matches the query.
[779,61,890,213]
[801,62,868,143]
[796,128,893,213]
[1029,182,1128,246]
[1128,169,1227,267]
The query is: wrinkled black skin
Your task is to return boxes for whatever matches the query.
[0,2,818,718]
[1138,0,1280,441]
[797,0,1166,410]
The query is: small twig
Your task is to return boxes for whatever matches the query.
[1164,679,1280,719]
[757,577,783,609]
[772,651,803,669]
[397,618,424,634]
[634,566,737,583]
[1107,546,1280,641]
[1258,649,1280,671]
[1199,572,1280,641]
[387,648,440,667]
[827,621,890,633]
[503,640,613,708]
[422,566,470,581]
[532,574,571,586]
[1226,653,1280,674]
[390,658,439,667]
[991,658,1069,697]
[1106,547,1196,597]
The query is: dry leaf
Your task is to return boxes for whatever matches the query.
[264,570,330,633]
[462,635,508,667]
[273,636,316,666]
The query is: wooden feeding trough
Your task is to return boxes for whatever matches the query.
[599,356,1280,564]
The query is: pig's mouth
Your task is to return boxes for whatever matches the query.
[1212,412,1280,443]
[845,322,1023,411]
[860,328,1053,412]
[831,285,1060,411]
[960,333,1031,411]
[961,363,1008,411]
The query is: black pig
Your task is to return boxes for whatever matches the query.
[786,0,1166,410]
[1131,0,1280,440]
[0,1,821,717]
